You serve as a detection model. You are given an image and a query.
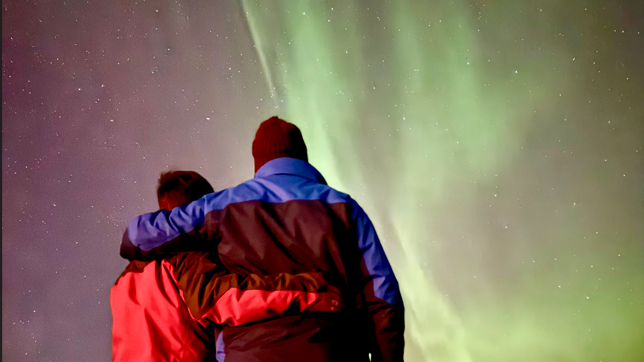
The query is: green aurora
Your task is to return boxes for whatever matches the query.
[241,1,644,361]
[2,0,642,360]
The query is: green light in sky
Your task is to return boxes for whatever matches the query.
[242,1,644,361]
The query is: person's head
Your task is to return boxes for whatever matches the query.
[251,116,308,173]
[156,170,214,210]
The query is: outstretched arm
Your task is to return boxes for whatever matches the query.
[351,201,405,362]
[163,252,345,327]
[120,194,218,260]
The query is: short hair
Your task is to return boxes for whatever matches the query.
[156,171,214,210]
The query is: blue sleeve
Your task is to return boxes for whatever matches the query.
[351,199,405,362]
[352,201,404,307]
[120,194,212,260]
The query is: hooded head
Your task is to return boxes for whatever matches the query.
[251,116,308,173]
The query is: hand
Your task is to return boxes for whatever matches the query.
[306,283,346,313]
[291,271,347,312]
[326,284,346,311]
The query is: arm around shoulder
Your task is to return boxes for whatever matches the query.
[120,195,215,260]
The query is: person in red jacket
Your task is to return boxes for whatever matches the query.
[120,117,405,362]
[111,170,344,362]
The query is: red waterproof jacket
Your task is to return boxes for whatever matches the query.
[111,251,340,362]
[121,158,405,362]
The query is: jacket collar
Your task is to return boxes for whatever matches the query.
[255,157,327,185]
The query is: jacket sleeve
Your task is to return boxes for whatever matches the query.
[351,201,405,362]
[163,252,342,327]
[120,194,217,261]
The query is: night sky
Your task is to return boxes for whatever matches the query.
[2,1,643,361]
